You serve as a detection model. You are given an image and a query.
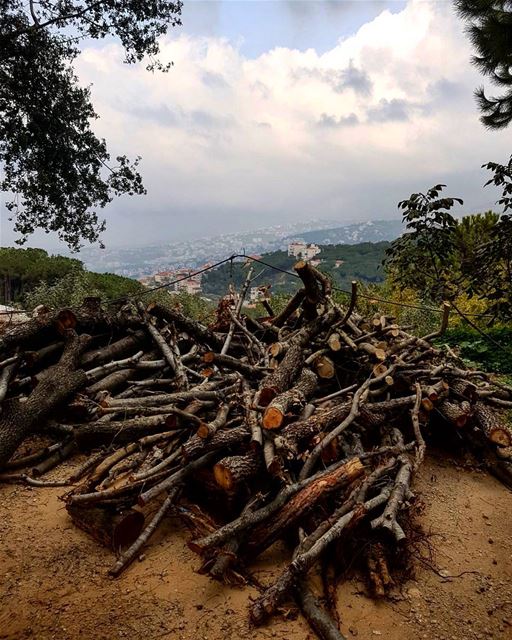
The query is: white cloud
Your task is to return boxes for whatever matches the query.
[70,0,508,245]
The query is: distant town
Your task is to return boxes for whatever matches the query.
[76,218,404,279]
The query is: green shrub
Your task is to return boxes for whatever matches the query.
[437,326,512,373]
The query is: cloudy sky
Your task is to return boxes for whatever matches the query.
[1,0,510,250]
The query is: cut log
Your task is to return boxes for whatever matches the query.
[263,369,318,430]
[259,342,305,406]
[197,403,232,439]
[313,355,336,379]
[327,332,342,352]
[66,504,145,550]
[438,399,471,428]
[214,452,262,491]
[182,426,250,461]
[473,402,512,447]
[358,342,386,361]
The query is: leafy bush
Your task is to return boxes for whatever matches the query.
[145,289,215,324]
[23,267,143,310]
[437,326,512,373]
[24,268,101,309]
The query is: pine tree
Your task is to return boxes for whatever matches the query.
[456,1,512,129]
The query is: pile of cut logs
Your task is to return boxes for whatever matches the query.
[1,261,511,640]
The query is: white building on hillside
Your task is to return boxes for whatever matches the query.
[288,241,321,261]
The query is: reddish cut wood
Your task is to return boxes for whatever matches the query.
[66,504,145,550]
[243,457,363,557]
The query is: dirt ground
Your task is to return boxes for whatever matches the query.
[1,451,511,640]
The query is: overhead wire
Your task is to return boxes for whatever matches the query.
[1,252,509,360]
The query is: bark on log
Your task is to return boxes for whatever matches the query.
[147,303,224,349]
[0,308,138,352]
[272,289,306,328]
[249,490,388,625]
[182,426,250,461]
[74,415,173,448]
[101,384,235,409]
[243,457,364,557]
[295,579,347,640]
[277,402,386,454]
[203,352,264,378]
[32,439,76,476]
[87,368,137,395]
[438,399,471,428]
[0,330,90,469]
[23,341,64,369]
[0,360,17,409]
[295,261,324,317]
[81,331,147,368]
[259,343,305,407]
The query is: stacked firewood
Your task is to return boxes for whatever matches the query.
[1,262,511,640]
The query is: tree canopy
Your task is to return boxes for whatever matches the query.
[386,159,512,321]
[456,1,512,129]
[0,0,182,250]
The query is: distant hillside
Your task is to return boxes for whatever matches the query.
[287,220,403,246]
[202,241,390,296]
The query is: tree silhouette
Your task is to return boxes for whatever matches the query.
[0,0,182,250]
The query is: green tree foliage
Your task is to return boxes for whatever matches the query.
[385,185,464,302]
[386,169,512,322]
[0,246,142,307]
[468,157,512,319]
[0,0,182,250]
[23,267,143,309]
[145,289,215,324]
[0,246,82,302]
[438,326,512,373]
[456,1,512,129]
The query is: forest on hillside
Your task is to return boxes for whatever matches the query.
[0,247,143,308]
[202,242,390,295]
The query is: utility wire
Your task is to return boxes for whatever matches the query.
[0,250,504,356]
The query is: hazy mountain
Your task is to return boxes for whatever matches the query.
[76,218,403,277]
[286,219,404,245]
